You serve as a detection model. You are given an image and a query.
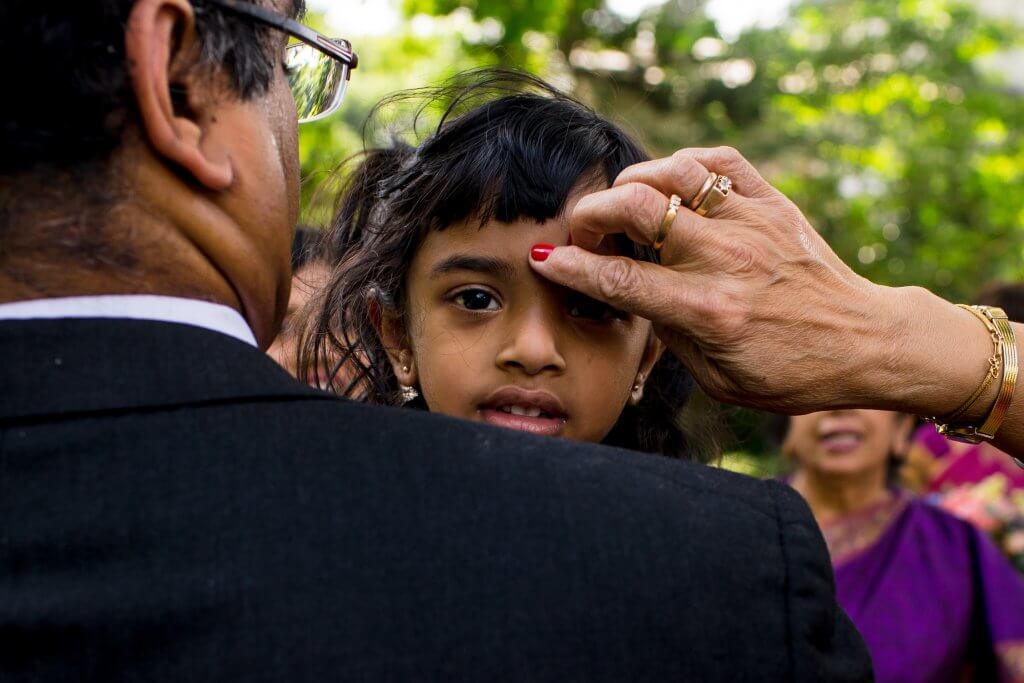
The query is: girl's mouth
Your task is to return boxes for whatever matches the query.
[479,387,568,436]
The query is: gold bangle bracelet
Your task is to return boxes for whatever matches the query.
[945,305,1002,422]
[934,305,1018,445]
[978,310,1018,440]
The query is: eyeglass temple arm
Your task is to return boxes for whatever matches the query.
[203,0,358,70]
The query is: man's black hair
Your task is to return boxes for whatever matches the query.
[0,0,303,176]
[301,69,700,460]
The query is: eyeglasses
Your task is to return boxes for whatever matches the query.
[204,0,359,123]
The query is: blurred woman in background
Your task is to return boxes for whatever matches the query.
[784,409,1024,683]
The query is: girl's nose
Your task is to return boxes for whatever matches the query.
[495,308,567,377]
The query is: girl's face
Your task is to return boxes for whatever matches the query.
[784,410,914,481]
[381,211,661,443]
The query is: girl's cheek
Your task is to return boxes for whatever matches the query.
[415,318,491,398]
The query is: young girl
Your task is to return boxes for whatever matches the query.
[302,70,700,459]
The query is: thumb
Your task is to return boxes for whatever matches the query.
[529,246,683,323]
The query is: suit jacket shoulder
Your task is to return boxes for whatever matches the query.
[0,319,871,682]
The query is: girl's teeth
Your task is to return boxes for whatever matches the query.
[505,405,543,418]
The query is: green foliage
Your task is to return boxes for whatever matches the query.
[727,0,1024,300]
[582,0,1024,300]
[403,0,602,64]
[308,0,1023,297]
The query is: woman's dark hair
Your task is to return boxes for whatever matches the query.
[976,281,1024,324]
[300,68,698,460]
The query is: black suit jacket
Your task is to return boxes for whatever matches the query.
[0,318,871,681]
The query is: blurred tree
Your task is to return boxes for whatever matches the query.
[403,0,603,65]
[719,0,1024,301]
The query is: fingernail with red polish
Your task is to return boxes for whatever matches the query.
[531,243,555,262]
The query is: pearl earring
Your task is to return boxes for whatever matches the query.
[630,375,645,405]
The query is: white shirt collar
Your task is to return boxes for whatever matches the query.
[0,295,257,347]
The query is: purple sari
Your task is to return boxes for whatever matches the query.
[824,491,1024,682]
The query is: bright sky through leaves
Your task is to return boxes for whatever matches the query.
[307,0,794,39]
[309,0,401,35]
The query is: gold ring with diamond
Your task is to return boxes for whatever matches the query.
[654,194,682,251]
[694,174,733,217]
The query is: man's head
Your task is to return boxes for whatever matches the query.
[0,0,308,345]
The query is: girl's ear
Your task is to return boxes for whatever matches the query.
[630,331,665,406]
[372,300,418,388]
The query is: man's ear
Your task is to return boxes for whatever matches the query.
[370,299,417,387]
[125,0,233,190]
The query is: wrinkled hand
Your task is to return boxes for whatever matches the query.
[530,146,907,414]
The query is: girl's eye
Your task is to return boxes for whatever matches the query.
[452,288,500,311]
[567,293,628,321]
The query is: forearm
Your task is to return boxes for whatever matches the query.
[879,285,1023,459]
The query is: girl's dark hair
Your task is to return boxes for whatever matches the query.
[291,226,325,271]
[300,68,698,460]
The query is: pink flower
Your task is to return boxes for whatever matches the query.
[939,487,1001,531]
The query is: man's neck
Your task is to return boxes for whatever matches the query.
[0,150,286,346]
[0,220,242,310]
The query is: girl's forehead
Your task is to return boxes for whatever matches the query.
[416,215,622,269]
[426,216,566,254]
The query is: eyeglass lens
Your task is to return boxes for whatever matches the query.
[286,42,349,124]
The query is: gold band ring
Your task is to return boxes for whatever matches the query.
[688,173,718,211]
[694,174,733,217]
[654,194,682,251]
